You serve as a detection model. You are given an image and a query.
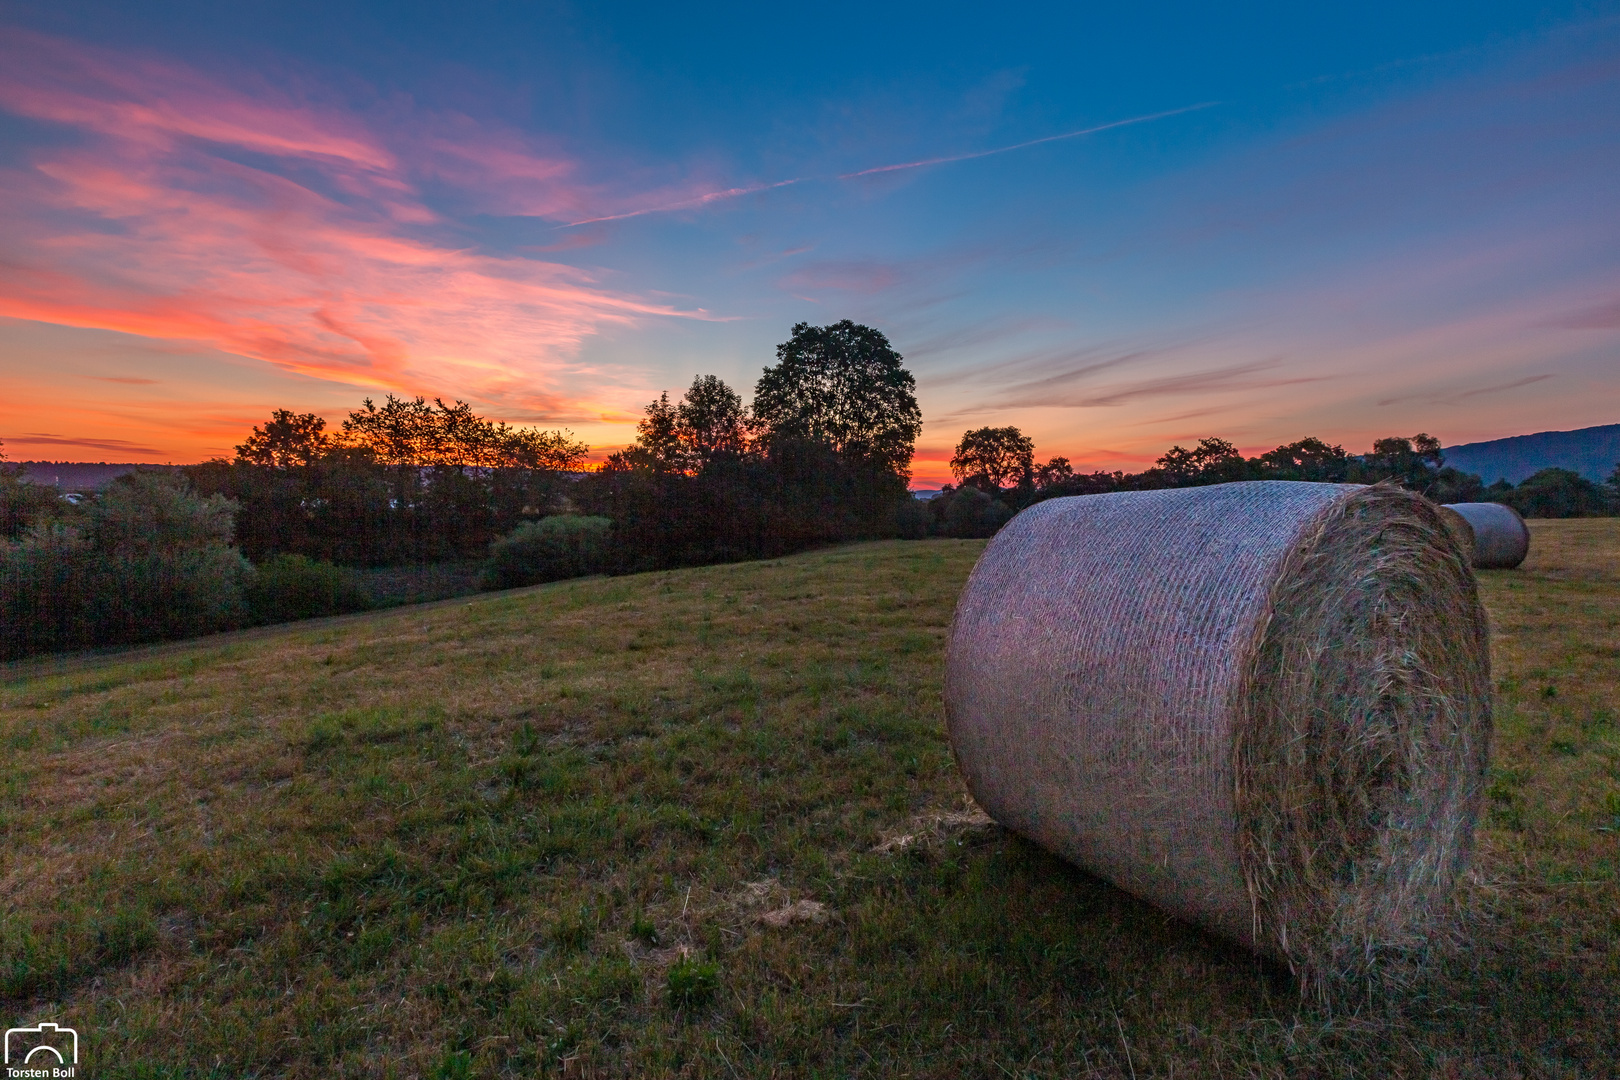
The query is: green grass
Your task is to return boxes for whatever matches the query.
[2,529,1618,1078]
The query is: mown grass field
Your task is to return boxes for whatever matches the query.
[2,522,1617,1078]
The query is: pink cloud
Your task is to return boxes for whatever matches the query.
[0,28,726,420]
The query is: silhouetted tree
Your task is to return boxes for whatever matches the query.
[236,410,333,468]
[579,353,916,570]
[752,321,921,480]
[677,375,749,466]
[631,392,685,472]
[340,395,436,467]
[608,376,752,476]
[1033,456,1074,490]
[1357,434,1443,488]
[1255,437,1350,482]
[951,427,1035,491]
[1153,437,1249,486]
[1427,468,1487,505]
[337,395,585,470]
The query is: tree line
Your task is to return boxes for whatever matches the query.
[931,427,1620,537]
[0,321,925,657]
[179,394,589,565]
[3,317,1615,659]
[166,319,922,570]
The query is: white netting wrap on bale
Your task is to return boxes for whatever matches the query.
[945,482,1492,985]
[1443,502,1530,569]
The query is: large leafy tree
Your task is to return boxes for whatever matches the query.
[950,426,1035,490]
[751,321,922,479]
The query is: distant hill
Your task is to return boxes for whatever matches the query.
[14,461,179,491]
[1443,424,1620,485]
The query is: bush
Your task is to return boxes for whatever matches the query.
[935,485,1014,538]
[83,546,252,645]
[892,497,932,540]
[481,516,613,590]
[244,554,372,624]
[0,466,62,540]
[0,471,253,659]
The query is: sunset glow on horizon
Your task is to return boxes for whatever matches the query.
[2,4,1617,486]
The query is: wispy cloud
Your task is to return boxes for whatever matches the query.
[932,355,1336,425]
[1376,373,1555,407]
[1063,359,1334,408]
[925,338,1194,391]
[900,316,1068,360]
[13,433,167,455]
[778,260,904,294]
[736,244,815,271]
[1130,405,1242,427]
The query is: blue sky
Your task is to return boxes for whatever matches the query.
[0,1,1615,481]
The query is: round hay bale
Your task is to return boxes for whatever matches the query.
[945,482,1491,984]
[1442,502,1530,569]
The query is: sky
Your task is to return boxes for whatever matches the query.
[0,1,1617,485]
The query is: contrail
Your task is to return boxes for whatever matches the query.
[560,178,804,227]
[558,101,1217,227]
[838,101,1220,179]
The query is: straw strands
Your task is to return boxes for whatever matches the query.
[1443,502,1531,569]
[945,482,1491,990]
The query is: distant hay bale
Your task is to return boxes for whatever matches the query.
[1443,502,1530,569]
[945,482,1491,988]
